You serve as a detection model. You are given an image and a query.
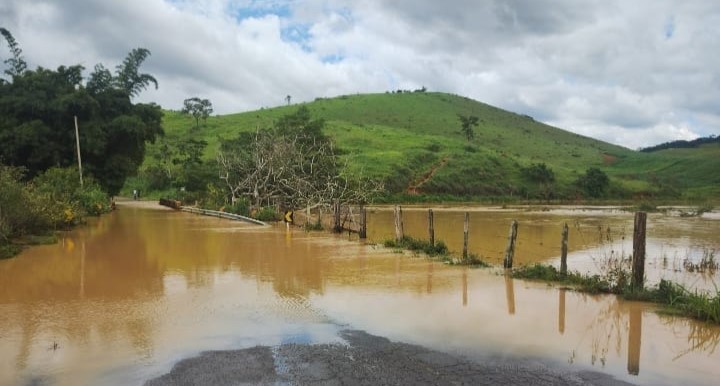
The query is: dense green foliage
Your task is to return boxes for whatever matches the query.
[575,167,609,198]
[0,164,111,258]
[141,91,718,202]
[0,30,162,196]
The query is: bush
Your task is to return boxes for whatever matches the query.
[225,199,250,216]
[254,207,279,221]
[575,167,609,198]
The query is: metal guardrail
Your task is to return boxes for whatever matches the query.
[180,206,268,226]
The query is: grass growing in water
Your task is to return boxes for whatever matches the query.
[383,236,490,267]
[0,244,22,259]
[512,264,720,324]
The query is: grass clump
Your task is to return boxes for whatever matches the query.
[512,263,720,324]
[0,244,22,259]
[512,264,617,294]
[384,236,448,256]
[383,236,490,267]
[304,222,324,231]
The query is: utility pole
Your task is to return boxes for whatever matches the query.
[74,115,83,187]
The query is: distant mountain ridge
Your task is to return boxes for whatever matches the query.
[640,135,720,153]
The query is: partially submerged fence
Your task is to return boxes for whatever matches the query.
[353,205,648,287]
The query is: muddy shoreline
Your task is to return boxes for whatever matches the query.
[145,330,634,386]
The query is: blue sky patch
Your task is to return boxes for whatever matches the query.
[281,23,312,52]
[233,2,291,21]
[321,54,345,64]
[664,17,675,39]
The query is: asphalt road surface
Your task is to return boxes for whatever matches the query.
[146,330,635,386]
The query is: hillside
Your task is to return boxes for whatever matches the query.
[143,92,718,201]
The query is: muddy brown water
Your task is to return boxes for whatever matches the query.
[0,203,718,385]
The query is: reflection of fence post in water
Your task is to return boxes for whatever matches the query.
[503,220,518,268]
[631,212,647,290]
[462,269,468,306]
[463,212,470,259]
[558,289,566,334]
[394,205,404,242]
[428,209,435,247]
[333,200,341,233]
[504,273,516,315]
[560,223,569,275]
[628,306,642,375]
[426,261,433,294]
[359,205,367,239]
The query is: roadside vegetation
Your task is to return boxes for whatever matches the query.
[0,165,111,258]
[0,28,158,258]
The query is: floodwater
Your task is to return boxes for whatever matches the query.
[367,206,720,291]
[0,203,718,385]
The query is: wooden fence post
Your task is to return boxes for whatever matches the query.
[428,209,435,247]
[631,212,647,290]
[394,205,404,242]
[462,212,470,259]
[560,223,569,275]
[333,200,341,233]
[503,220,518,268]
[359,205,367,239]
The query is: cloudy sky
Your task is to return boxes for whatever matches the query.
[2,0,719,149]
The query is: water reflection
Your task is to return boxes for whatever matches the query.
[366,207,720,291]
[559,289,566,334]
[504,273,516,315]
[628,306,642,376]
[0,203,718,386]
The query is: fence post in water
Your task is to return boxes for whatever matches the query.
[463,212,470,259]
[631,212,647,290]
[428,209,435,247]
[560,223,569,275]
[359,205,367,239]
[394,205,404,242]
[333,199,341,233]
[503,220,518,269]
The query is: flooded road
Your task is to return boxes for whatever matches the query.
[0,203,719,385]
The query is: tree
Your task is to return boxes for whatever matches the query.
[285,95,291,105]
[216,108,383,211]
[576,167,609,198]
[458,114,479,142]
[0,33,163,196]
[521,163,556,199]
[0,27,27,78]
[182,97,213,130]
[114,48,158,98]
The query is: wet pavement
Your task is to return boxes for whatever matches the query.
[146,330,634,386]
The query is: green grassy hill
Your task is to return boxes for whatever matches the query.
[144,92,718,202]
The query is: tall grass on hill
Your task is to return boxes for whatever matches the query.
[137,92,720,202]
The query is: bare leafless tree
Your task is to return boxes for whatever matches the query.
[217,109,383,212]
